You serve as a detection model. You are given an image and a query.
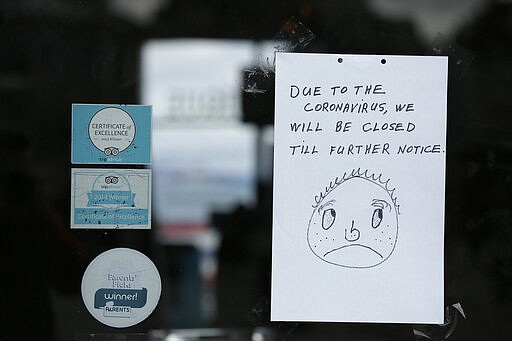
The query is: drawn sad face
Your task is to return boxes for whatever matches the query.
[307,177,399,268]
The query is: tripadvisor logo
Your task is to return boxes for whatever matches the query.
[88,107,136,156]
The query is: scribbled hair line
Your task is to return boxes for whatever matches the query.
[312,168,400,214]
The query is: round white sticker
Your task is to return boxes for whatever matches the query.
[81,248,161,328]
[88,107,136,156]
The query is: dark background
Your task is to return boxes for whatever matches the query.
[2,0,512,340]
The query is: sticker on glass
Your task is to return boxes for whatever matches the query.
[71,168,151,229]
[81,248,161,328]
[72,104,151,164]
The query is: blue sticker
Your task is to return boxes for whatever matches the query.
[71,168,151,229]
[71,104,151,164]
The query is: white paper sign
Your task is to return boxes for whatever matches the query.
[271,53,447,323]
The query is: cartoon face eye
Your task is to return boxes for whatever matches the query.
[372,208,383,228]
[322,208,336,230]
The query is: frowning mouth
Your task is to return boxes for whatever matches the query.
[323,244,383,258]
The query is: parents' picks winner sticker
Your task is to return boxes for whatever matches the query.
[72,104,151,164]
[81,248,161,328]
